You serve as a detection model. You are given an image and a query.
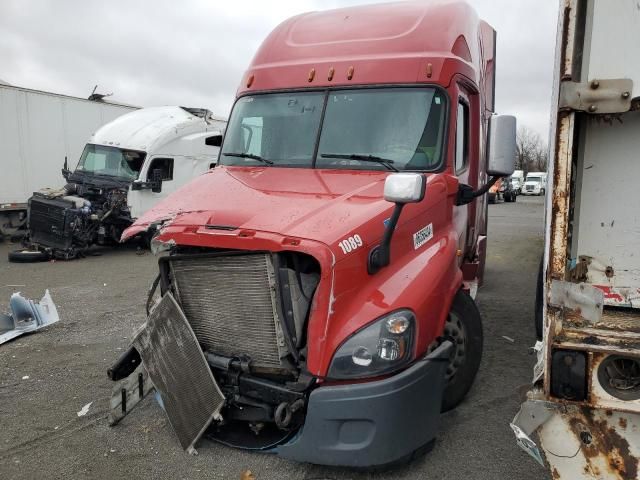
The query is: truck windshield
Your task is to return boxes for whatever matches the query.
[220,88,446,172]
[75,144,145,180]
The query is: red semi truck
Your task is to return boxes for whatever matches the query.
[108,0,516,467]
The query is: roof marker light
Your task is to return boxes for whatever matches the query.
[347,66,354,80]
[328,67,335,81]
[426,63,433,78]
[246,74,254,88]
[308,68,315,82]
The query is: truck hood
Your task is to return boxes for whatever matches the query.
[123,166,397,247]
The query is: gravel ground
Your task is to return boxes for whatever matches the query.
[0,196,547,480]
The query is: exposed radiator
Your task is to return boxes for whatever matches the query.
[168,253,287,369]
[28,195,74,249]
[133,293,225,452]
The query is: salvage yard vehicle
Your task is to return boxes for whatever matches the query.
[501,176,517,202]
[0,82,137,239]
[521,171,547,196]
[511,169,524,193]
[489,177,516,204]
[512,0,640,478]
[108,0,515,467]
[9,106,226,261]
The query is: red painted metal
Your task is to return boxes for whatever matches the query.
[122,0,495,377]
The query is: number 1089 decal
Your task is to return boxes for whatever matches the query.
[338,234,363,254]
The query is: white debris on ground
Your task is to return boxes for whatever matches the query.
[77,402,93,417]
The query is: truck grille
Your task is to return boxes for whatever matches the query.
[28,195,74,249]
[168,253,287,369]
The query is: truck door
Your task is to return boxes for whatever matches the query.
[453,84,481,262]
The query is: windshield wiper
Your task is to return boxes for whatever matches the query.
[223,152,274,165]
[320,153,399,172]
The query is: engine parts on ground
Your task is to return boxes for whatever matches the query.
[0,290,59,345]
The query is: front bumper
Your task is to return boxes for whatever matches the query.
[277,341,452,467]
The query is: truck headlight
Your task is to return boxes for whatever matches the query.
[327,310,415,379]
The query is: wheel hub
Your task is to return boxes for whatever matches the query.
[443,312,466,381]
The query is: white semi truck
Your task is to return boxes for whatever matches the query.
[512,1,640,478]
[0,83,137,237]
[10,106,226,261]
[521,171,547,196]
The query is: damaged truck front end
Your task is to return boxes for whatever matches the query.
[107,0,508,467]
[109,236,452,465]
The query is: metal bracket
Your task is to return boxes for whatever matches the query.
[559,78,633,113]
[549,280,604,324]
[511,396,557,467]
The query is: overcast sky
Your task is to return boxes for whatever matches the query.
[0,0,558,141]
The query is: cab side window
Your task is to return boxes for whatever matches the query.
[455,101,469,173]
[147,158,174,181]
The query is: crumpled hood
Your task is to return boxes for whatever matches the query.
[124,166,396,247]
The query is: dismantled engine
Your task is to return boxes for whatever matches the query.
[26,183,132,259]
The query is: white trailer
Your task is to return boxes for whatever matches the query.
[512,1,640,478]
[0,83,137,236]
[12,106,226,261]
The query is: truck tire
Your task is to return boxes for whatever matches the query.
[535,258,544,340]
[441,289,483,412]
[8,249,49,263]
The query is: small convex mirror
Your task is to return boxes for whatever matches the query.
[383,173,426,204]
[488,115,517,177]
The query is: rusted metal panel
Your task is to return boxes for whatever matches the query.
[513,397,640,480]
[518,1,640,477]
[594,286,640,309]
[549,280,604,325]
[539,407,640,479]
[589,352,640,414]
[572,110,640,310]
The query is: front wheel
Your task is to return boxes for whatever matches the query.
[440,290,484,412]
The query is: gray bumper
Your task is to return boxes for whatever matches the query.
[277,341,452,467]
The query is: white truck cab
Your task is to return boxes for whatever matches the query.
[510,169,525,193]
[86,106,226,218]
[14,106,226,261]
[522,171,547,196]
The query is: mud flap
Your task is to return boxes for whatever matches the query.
[132,293,225,453]
[0,290,59,345]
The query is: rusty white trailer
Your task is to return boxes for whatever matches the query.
[512,0,640,478]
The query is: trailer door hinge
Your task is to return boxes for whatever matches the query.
[559,78,633,114]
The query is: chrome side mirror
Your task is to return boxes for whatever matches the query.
[370,173,426,275]
[383,173,426,204]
